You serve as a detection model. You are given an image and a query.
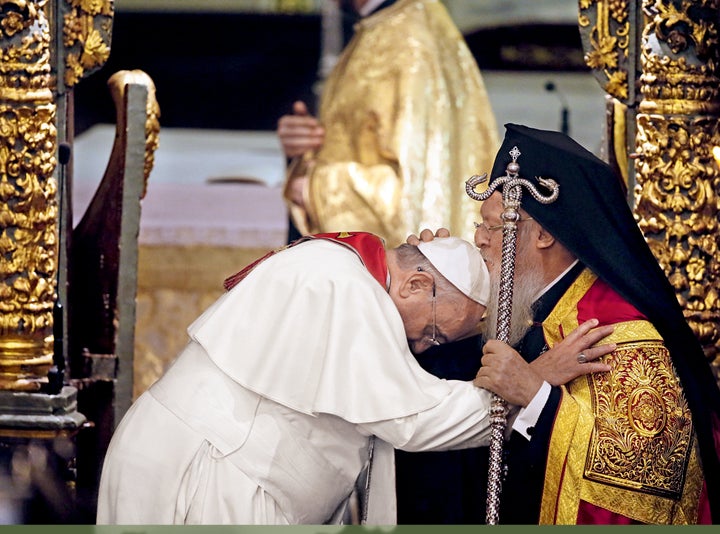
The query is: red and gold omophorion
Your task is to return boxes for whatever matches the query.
[539,269,709,524]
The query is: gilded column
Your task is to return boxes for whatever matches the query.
[0,0,58,391]
[578,0,642,196]
[633,0,720,372]
[0,0,112,392]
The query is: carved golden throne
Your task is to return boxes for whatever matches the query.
[0,1,158,521]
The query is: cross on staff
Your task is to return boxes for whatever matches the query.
[465,146,559,525]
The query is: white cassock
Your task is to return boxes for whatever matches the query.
[96,239,501,524]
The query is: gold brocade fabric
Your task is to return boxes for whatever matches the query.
[539,269,705,524]
[285,0,499,247]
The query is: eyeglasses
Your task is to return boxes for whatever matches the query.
[473,217,534,234]
[425,281,440,347]
[417,268,440,347]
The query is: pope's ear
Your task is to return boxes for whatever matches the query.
[400,269,434,297]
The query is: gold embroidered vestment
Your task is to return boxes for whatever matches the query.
[539,270,705,524]
[285,0,499,247]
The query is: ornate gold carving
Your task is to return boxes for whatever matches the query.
[579,0,636,104]
[651,0,718,60]
[0,0,57,390]
[638,55,720,116]
[62,0,113,87]
[586,342,693,499]
[634,1,720,371]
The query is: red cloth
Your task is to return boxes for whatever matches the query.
[576,481,711,524]
[576,501,637,524]
[577,276,646,325]
[224,231,388,291]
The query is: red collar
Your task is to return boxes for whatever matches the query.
[224,232,388,291]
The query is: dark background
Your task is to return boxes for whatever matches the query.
[72,10,586,135]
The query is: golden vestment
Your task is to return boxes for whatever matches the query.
[539,269,706,524]
[284,0,498,247]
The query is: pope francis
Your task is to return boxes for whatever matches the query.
[96,232,609,525]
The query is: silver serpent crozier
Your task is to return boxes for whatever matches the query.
[465,146,559,525]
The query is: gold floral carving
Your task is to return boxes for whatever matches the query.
[0,0,57,390]
[634,0,720,370]
[62,0,113,86]
[578,0,636,104]
[585,342,693,498]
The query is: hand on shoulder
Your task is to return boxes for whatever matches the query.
[474,319,614,406]
[530,318,614,386]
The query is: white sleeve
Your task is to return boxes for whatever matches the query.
[358,380,518,452]
[511,380,551,441]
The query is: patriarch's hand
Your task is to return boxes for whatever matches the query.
[530,318,614,386]
[474,341,543,406]
[473,319,614,406]
[406,228,451,246]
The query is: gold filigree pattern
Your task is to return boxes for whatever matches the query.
[541,278,706,523]
[62,0,113,87]
[579,0,636,104]
[652,0,719,61]
[638,55,720,115]
[0,0,57,390]
[634,0,720,372]
[585,342,693,498]
[628,387,666,437]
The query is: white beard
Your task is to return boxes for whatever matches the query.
[480,258,546,347]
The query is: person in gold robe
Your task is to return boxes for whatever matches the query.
[277,0,498,247]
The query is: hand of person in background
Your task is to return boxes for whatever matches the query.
[277,101,325,158]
